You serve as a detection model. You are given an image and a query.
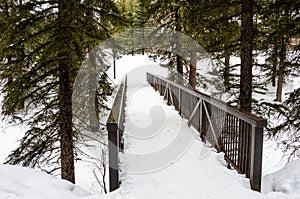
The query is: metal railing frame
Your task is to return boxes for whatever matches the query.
[106,75,127,192]
[146,73,267,192]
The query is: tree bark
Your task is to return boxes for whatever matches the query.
[276,39,286,102]
[175,0,183,76]
[272,60,277,87]
[88,51,100,131]
[224,51,230,91]
[58,0,76,183]
[276,71,284,102]
[239,0,253,112]
[113,51,116,79]
[271,41,278,87]
[189,51,197,89]
[86,0,99,132]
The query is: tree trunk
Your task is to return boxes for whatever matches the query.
[86,0,99,132]
[271,41,278,87]
[189,51,197,89]
[224,51,230,91]
[175,37,183,76]
[88,51,100,132]
[276,39,286,102]
[113,52,116,79]
[58,0,76,183]
[176,53,183,75]
[272,60,277,87]
[276,72,284,102]
[239,0,253,112]
[59,55,75,184]
[175,1,183,76]
[141,25,145,55]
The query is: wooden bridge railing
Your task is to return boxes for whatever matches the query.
[106,75,127,192]
[146,73,267,192]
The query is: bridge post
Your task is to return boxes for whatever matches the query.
[107,123,120,192]
[249,121,265,192]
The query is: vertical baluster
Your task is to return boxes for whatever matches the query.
[235,116,238,165]
[238,120,244,173]
[225,113,228,156]
[230,115,234,162]
[246,124,251,178]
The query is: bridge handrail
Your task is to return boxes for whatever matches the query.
[106,75,127,192]
[149,74,266,127]
[146,72,267,192]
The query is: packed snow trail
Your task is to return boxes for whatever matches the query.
[117,65,264,199]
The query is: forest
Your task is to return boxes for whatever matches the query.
[0,0,299,190]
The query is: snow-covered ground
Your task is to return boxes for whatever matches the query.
[0,164,90,199]
[0,55,299,199]
[263,159,300,199]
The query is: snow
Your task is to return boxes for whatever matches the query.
[0,122,25,163]
[0,164,90,199]
[1,158,300,199]
[0,54,299,199]
[106,54,161,85]
[263,159,300,198]
[262,140,287,175]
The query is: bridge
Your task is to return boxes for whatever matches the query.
[106,71,267,194]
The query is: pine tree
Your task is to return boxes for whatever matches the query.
[181,0,241,91]
[149,0,185,75]
[0,0,31,110]
[144,0,240,94]
[257,0,299,102]
[114,0,140,55]
[257,0,300,160]
[135,0,151,55]
[0,0,121,182]
[262,88,300,160]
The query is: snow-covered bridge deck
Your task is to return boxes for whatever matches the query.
[106,66,266,198]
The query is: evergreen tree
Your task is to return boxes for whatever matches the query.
[181,0,240,92]
[135,0,151,54]
[262,88,300,160]
[148,0,242,92]
[257,0,300,102]
[0,0,121,182]
[257,0,300,160]
[115,0,139,55]
[149,0,184,75]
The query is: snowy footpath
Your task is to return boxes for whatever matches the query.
[114,65,264,199]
